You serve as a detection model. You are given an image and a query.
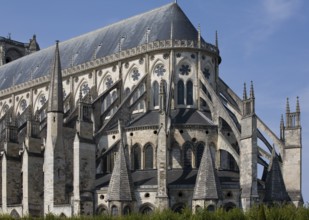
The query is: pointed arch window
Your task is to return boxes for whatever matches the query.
[183,143,193,168]
[186,80,193,105]
[177,80,184,105]
[152,81,159,107]
[144,144,154,169]
[123,206,131,215]
[111,206,118,216]
[196,143,205,168]
[132,144,141,170]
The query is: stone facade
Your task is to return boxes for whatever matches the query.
[0,35,39,66]
[0,3,303,217]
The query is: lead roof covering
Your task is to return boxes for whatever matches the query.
[0,3,200,91]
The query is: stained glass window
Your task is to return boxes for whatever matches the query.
[203,68,210,79]
[179,64,191,76]
[132,144,141,170]
[184,143,193,168]
[187,80,193,105]
[105,76,113,88]
[154,64,166,77]
[131,69,140,81]
[177,80,184,105]
[152,81,159,107]
[144,144,153,169]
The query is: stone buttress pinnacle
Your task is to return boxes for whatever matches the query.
[47,41,64,113]
[250,81,254,99]
[243,83,247,100]
[286,98,290,114]
[296,96,300,113]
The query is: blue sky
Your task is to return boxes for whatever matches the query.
[1,0,308,203]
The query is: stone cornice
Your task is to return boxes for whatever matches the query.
[0,39,218,99]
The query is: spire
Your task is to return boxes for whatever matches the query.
[296,96,300,113]
[47,41,63,113]
[107,120,135,202]
[215,30,219,48]
[264,146,290,203]
[193,142,222,200]
[286,98,290,114]
[243,83,247,100]
[250,81,254,99]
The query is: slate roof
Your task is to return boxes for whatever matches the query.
[96,169,240,189]
[127,109,214,129]
[264,152,290,203]
[107,122,135,201]
[0,3,200,91]
[193,144,223,200]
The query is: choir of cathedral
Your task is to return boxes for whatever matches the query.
[0,2,302,217]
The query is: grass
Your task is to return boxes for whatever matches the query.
[1,204,309,220]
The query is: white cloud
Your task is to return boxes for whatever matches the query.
[263,0,301,22]
[244,0,302,55]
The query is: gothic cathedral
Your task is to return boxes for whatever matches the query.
[0,3,302,217]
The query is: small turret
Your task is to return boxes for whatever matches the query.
[243,83,247,100]
[286,98,290,114]
[28,35,40,53]
[243,81,255,116]
[296,97,300,127]
[282,97,303,206]
[250,81,254,99]
[280,114,284,140]
[215,30,219,48]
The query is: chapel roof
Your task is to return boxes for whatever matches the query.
[0,3,200,91]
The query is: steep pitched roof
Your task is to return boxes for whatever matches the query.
[264,151,290,203]
[193,144,222,200]
[107,121,135,201]
[0,3,200,91]
[48,41,63,113]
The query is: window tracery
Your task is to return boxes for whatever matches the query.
[105,76,113,88]
[144,144,153,169]
[131,69,140,81]
[179,64,191,76]
[154,64,166,77]
[20,99,27,112]
[81,83,90,96]
[203,68,210,79]
[39,95,47,106]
